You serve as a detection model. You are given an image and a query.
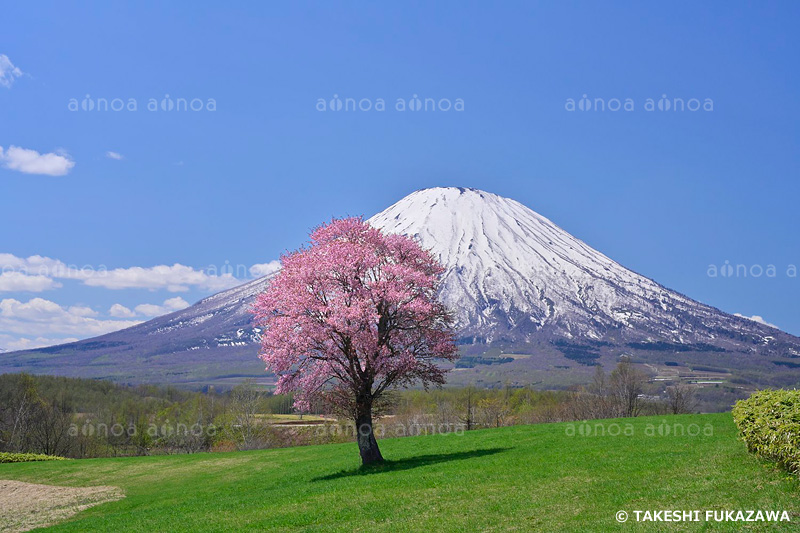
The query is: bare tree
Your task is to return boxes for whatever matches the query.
[478,396,510,428]
[666,383,698,414]
[3,374,40,452]
[458,385,477,431]
[609,357,647,417]
[228,380,262,450]
[589,364,616,418]
[29,399,72,456]
[590,365,607,396]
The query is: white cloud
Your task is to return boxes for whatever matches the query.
[0,334,80,352]
[0,271,61,292]
[249,260,282,278]
[0,297,63,321]
[0,254,242,292]
[0,253,63,273]
[134,296,190,317]
[0,145,75,176]
[68,305,98,317]
[82,264,240,292]
[106,151,124,160]
[108,303,136,318]
[734,313,778,329]
[0,297,140,337]
[0,295,192,352]
[0,54,22,88]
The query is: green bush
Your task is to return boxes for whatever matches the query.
[0,452,67,463]
[732,389,800,474]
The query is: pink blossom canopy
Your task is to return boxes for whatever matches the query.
[252,217,458,411]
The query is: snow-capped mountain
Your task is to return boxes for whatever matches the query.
[368,187,797,353]
[2,187,799,387]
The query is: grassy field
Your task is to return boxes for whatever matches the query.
[1,413,798,531]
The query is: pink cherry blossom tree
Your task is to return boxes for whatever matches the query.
[252,217,458,464]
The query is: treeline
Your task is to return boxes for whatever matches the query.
[0,374,307,458]
[388,357,697,433]
[0,359,696,458]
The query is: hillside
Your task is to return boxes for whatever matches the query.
[1,413,798,531]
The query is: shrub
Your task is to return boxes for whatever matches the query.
[0,452,67,463]
[732,389,800,474]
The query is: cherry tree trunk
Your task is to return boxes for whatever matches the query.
[355,405,384,465]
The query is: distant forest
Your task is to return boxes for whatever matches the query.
[1,361,698,459]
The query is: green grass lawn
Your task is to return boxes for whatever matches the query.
[1,413,798,532]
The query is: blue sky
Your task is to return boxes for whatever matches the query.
[1,1,799,349]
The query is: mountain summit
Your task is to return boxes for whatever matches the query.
[3,187,799,390]
[370,187,792,351]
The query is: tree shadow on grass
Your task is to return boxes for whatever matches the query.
[311,447,511,482]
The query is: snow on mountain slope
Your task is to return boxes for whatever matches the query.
[368,187,794,352]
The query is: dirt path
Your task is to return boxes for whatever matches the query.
[0,480,124,532]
